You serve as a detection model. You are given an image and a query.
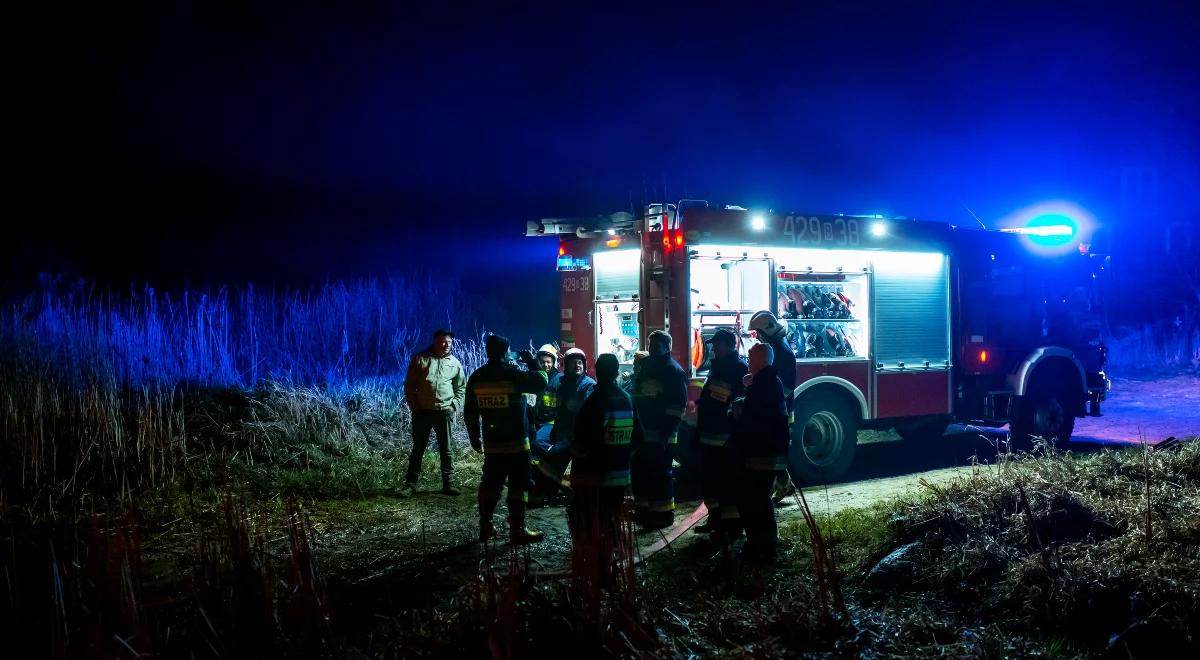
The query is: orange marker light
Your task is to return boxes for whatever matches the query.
[558,246,566,257]
[979,350,989,364]
[606,238,620,248]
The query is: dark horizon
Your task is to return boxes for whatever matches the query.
[10,1,1198,296]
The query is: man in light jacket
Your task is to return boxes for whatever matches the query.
[401,328,467,497]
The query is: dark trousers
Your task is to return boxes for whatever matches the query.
[737,469,779,555]
[701,443,741,532]
[631,443,674,527]
[480,451,532,524]
[531,431,572,494]
[405,409,453,484]
[569,487,627,588]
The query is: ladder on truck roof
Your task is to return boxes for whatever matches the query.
[525,211,638,238]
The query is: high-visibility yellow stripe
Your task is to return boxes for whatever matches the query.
[484,439,531,454]
[572,469,631,488]
[649,499,675,512]
[474,382,515,395]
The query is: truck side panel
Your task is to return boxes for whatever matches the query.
[875,371,952,418]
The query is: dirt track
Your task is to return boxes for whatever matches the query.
[781,373,1200,519]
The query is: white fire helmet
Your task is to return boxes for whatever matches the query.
[536,344,558,363]
[749,310,787,341]
[562,347,586,367]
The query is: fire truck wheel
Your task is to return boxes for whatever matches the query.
[1010,377,1077,449]
[789,393,858,485]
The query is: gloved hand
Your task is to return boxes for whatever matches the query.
[517,349,539,371]
[469,436,482,453]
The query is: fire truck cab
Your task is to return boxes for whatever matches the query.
[527,202,1110,484]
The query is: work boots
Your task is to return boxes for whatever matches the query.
[441,474,461,496]
[479,499,498,542]
[508,501,544,544]
[510,523,545,544]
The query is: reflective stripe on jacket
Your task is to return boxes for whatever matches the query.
[632,353,687,445]
[732,364,790,472]
[550,373,596,444]
[767,336,798,422]
[569,385,634,488]
[695,353,748,447]
[464,361,547,454]
[534,370,562,425]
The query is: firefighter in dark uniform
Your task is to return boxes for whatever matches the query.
[464,334,548,544]
[750,310,799,501]
[533,347,595,492]
[631,330,687,530]
[731,342,790,565]
[693,327,748,538]
[568,354,634,587]
[528,344,562,451]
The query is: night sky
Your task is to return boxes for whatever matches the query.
[10,1,1198,301]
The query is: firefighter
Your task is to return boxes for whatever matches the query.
[464,334,548,543]
[749,310,799,503]
[401,328,467,497]
[632,330,687,530]
[529,343,562,449]
[533,347,595,494]
[692,327,748,538]
[568,353,634,587]
[730,342,789,565]
[622,350,650,395]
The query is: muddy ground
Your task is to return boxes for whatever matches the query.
[136,373,1199,654]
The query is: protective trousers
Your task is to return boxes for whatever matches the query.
[479,452,532,530]
[569,487,627,590]
[405,410,454,485]
[631,443,674,528]
[737,469,779,562]
[700,443,741,534]
[531,439,572,493]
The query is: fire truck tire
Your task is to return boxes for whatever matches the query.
[789,392,858,485]
[1010,375,1077,449]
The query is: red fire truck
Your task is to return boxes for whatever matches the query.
[527,202,1110,484]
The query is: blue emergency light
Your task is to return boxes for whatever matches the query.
[998,201,1094,256]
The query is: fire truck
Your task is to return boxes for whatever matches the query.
[527,202,1110,484]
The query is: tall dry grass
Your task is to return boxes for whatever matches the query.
[1106,321,1200,372]
[0,275,491,510]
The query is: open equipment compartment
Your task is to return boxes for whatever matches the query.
[687,248,771,373]
[592,248,642,376]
